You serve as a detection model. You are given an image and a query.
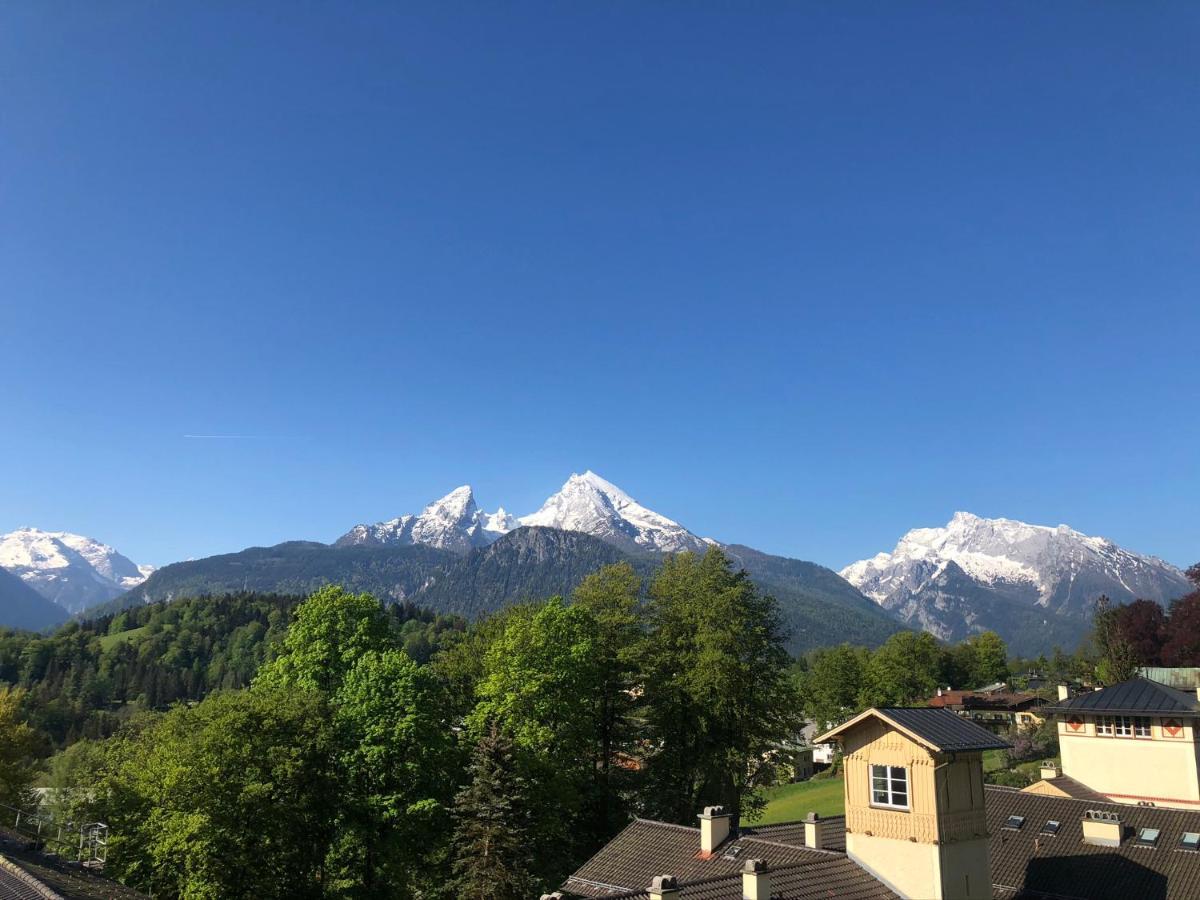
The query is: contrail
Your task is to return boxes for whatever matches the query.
[183,434,271,440]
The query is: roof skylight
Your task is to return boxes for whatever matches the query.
[1135,827,1160,848]
[1040,820,1060,836]
[1004,815,1025,831]
[1180,832,1200,851]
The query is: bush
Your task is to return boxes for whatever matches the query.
[986,768,1033,788]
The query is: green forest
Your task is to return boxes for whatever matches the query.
[0,548,801,899]
[1,550,1196,899]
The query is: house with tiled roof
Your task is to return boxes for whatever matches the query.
[559,681,1200,900]
[1044,677,1200,810]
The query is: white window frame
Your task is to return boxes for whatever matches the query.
[870,764,910,810]
[1097,716,1114,736]
[1134,717,1151,738]
[1115,715,1133,737]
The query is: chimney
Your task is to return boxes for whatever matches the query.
[698,806,731,853]
[1057,684,1071,701]
[1040,762,1062,781]
[648,875,680,900]
[741,859,770,900]
[803,811,826,849]
[1082,810,1122,847]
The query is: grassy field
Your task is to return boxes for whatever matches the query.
[747,776,845,824]
[97,624,151,651]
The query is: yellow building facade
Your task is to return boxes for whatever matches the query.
[818,707,1008,900]
[1047,677,1200,810]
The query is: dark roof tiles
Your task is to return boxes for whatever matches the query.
[877,707,1013,752]
[588,856,899,900]
[1046,677,1200,716]
[986,785,1200,900]
[563,818,887,899]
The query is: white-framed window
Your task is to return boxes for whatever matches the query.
[871,764,909,810]
[1101,715,1152,737]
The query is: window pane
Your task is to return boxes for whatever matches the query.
[890,766,906,781]
[873,789,889,804]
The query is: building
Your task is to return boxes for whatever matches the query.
[0,824,148,899]
[562,684,1200,900]
[928,689,1047,733]
[1044,677,1200,810]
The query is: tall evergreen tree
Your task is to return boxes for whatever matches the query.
[451,724,536,900]
[640,547,800,827]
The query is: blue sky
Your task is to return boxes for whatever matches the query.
[1,3,1197,570]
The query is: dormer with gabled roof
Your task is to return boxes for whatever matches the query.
[816,707,1009,900]
[1045,676,1200,810]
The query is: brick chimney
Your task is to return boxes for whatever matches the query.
[741,859,770,900]
[648,875,680,900]
[698,806,731,853]
[1082,810,1122,847]
[803,811,826,849]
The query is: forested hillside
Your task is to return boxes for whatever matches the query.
[105,528,904,653]
[1,548,803,899]
[0,592,463,746]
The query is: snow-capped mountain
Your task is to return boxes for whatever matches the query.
[518,471,709,555]
[336,471,709,556]
[0,527,155,614]
[335,486,515,554]
[841,512,1192,646]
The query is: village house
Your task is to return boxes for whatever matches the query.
[559,673,1200,900]
[927,688,1047,733]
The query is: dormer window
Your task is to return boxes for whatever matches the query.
[870,764,909,810]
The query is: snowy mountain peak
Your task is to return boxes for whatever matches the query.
[337,472,711,556]
[336,485,512,554]
[518,471,708,555]
[841,512,1192,646]
[0,527,153,613]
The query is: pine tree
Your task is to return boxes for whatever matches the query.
[451,724,536,900]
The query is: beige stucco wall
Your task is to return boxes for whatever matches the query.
[841,718,991,899]
[1058,715,1200,809]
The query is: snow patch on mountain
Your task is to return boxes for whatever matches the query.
[0,527,153,613]
[337,471,710,556]
[842,511,1191,621]
[336,486,512,554]
[517,471,709,554]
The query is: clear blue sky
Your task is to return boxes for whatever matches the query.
[2,3,1197,571]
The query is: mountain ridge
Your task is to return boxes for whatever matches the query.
[842,511,1192,653]
[0,527,154,614]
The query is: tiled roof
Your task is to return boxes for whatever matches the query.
[875,707,1013,752]
[741,816,846,852]
[1045,677,1200,716]
[1023,774,1111,804]
[986,785,1200,900]
[817,706,1012,752]
[563,818,886,899]
[0,828,149,900]
[582,856,898,900]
